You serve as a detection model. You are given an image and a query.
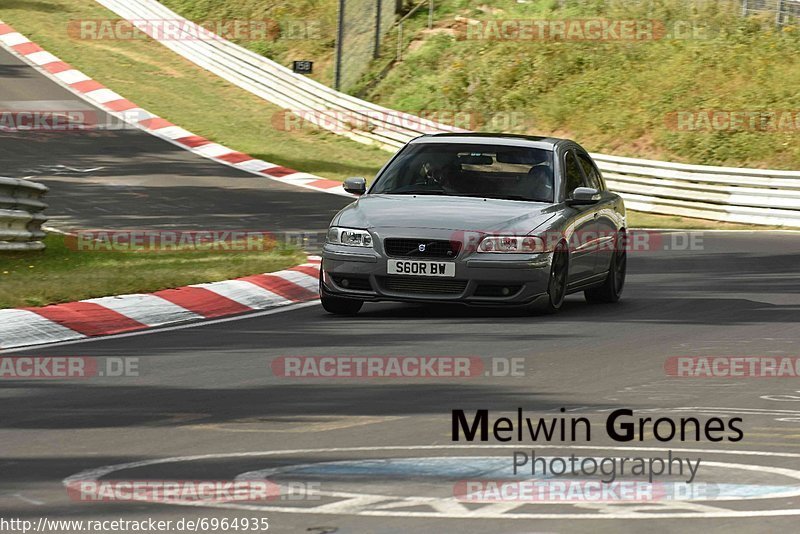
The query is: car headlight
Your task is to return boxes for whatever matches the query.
[478,235,544,253]
[327,227,373,248]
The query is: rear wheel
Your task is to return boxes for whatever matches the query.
[319,271,363,315]
[530,242,569,315]
[585,231,626,304]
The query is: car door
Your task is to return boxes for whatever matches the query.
[562,149,599,284]
[576,150,617,275]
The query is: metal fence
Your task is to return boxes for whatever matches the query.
[334,0,399,91]
[92,0,800,227]
[742,0,800,25]
[0,177,48,251]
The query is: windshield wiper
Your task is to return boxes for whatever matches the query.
[449,194,544,202]
[498,195,546,202]
[391,190,446,195]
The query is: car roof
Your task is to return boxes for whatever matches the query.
[409,132,572,150]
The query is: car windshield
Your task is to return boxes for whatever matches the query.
[371,143,555,202]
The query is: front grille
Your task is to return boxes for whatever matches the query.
[331,275,372,291]
[380,276,467,295]
[383,238,461,259]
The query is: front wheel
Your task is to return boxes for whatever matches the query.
[585,233,626,304]
[320,271,363,315]
[530,242,569,315]
[321,294,363,315]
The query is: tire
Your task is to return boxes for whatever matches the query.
[319,271,363,315]
[321,294,363,315]
[585,231,626,304]
[530,242,569,315]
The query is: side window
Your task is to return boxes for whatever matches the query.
[564,152,585,198]
[577,153,603,190]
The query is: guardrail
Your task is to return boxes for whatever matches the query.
[96,0,463,151]
[0,177,48,251]
[592,154,800,227]
[96,0,800,227]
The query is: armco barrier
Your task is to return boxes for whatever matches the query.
[0,20,348,198]
[0,177,48,251]
[593,154,800,227]
[94,0,464,151]
[95,0,800,226]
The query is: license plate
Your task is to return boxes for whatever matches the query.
[387,259,456,277]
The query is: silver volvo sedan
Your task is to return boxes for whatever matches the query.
[320,133,627,315]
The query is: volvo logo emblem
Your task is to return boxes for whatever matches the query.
[418,244,426,252]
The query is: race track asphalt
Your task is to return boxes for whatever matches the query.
[2,42,800,534]
[0,47,350,233]
[2,231,799,533]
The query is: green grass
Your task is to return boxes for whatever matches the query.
[158,0,800,170]
[159,0,340,86]
[0,0,784,229]
[0,0,389,181]
[364,0,800,169]
[0,234,304,309]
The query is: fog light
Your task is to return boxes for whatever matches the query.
[502,287,511,296]
[341,279,350,288]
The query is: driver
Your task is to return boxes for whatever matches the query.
[420,155,462,191]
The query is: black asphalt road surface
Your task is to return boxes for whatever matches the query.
[0,48,350,233]
[2,232,800,533]
[2,38,800,534]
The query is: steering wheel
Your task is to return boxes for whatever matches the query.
[421,162,446,185]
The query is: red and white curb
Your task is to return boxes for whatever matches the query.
[0,21,349,197]
[0,257,321,350]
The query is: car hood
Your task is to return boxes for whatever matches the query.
[333,194,559,235]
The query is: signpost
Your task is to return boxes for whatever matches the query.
[292,60,313,74]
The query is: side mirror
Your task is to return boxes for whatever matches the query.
[343,176,367,196]
[566,187,600,206]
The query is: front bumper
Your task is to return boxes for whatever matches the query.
[321,243,552,306]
